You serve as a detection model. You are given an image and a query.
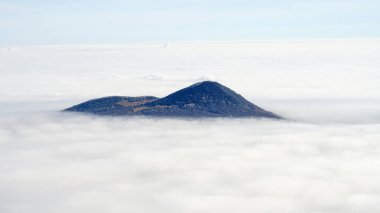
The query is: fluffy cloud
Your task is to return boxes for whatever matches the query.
[1,113,380,213]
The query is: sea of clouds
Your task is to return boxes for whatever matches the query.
[1,40,380,213]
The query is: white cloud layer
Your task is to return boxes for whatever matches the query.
[1,114,380,213]
[1,40,380,212]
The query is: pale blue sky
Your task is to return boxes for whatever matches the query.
[0,0,379,44]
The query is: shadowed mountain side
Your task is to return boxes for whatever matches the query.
[64,96,158,115]
[64,81,282,119]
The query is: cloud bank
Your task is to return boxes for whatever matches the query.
[1,114,380,213]
[1,40,380,212]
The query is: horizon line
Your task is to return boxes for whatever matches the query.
[2,37,380,47]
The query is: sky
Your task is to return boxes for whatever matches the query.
[0,0,379,45]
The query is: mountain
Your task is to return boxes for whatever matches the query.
[64,81,282,119]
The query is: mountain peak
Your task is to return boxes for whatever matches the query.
[189,80,221,87]
[188,81,229,92]
[150,81,236,106]
[64,81,282,119]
